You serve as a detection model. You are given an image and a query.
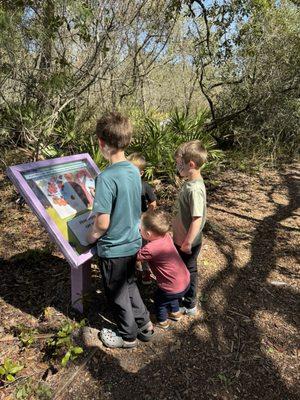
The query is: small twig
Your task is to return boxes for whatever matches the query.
[235,330,241,361]
[97,313,117,327]
[228,309,250,319]
[0,371,41,389]
[0,333,54,343]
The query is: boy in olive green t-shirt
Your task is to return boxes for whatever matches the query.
[173,140,207,316]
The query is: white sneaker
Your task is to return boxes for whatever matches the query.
[180,306,198,316]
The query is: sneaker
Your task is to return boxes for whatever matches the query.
[168,311,183,321]
[137,321,155,342]
[180,306,198,317]
[142,270,152,285]
[156,320,170,330]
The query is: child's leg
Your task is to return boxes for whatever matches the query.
[154,288,171,322]
[169,298,180,313]
[176,242,201,309]
[100,255,148,341]
[168,288,189,315]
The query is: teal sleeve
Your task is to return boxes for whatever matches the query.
[92,175,114,214]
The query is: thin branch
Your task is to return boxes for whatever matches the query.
[208,78,244,90]
[193,0,212,58]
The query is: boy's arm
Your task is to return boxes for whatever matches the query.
[180,216,202,254]
[87,213,110,244]
[88,173,113,244]
[137,246,153,262]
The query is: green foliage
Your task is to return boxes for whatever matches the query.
[61,345,84,368]
[47,320,85,367]
[35,382,53,400]
[0,0,298,166]
[17,325,38,348]
[217,372,232,387]
[0,358,24,383]
[217,4,300,160]
[15,380,52,400]
[42,104,108,170]
[15,383,30,400]
[129,110,223,181]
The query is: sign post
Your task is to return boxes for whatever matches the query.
[6,154,100,313]
[71,260,92,314]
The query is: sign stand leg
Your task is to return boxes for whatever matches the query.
[71,261,92,313]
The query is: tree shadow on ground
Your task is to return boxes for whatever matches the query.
[0,247,119,334]
[0,249,73,319]
[78,167,299,400]
[1,168,299,399]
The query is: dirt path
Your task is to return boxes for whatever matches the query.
[0,165,299,400]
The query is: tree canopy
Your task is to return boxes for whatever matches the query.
[0,0,299,161]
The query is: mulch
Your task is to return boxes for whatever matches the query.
[0,163,299,400]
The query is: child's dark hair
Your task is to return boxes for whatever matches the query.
[141,209,170,236]
[96,112,132,149]
[175,140,207,168]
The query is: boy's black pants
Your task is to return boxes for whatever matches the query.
[176,241,202,309]
[99,254,150,341]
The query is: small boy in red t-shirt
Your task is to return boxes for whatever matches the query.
[137,210,190,329]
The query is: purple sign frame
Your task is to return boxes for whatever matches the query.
[6,153,100,269]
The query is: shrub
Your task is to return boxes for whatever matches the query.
[129,109,224,181]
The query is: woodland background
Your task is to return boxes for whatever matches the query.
[0,0,299,175]
[0,2,299,399]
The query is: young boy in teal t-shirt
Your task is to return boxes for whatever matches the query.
[87,112,154,348]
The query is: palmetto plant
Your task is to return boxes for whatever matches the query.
[129,110,223,181]
[129,118,175,180]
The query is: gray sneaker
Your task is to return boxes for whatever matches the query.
[180,306,198,317]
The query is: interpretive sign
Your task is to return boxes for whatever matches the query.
[7,154,101,312]
[6,154,100,268]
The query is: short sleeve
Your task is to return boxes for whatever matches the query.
[145,183,156,203]
[92,174,114,214]
[188,189,205,218]
[137,245,153,262]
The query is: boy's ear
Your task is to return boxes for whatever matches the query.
[189,160,196,169]
[99,138,105,149]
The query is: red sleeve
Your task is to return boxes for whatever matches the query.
[137,245,153,262]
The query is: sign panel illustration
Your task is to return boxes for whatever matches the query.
[7,154,101,268]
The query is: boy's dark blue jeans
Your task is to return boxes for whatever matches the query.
[155,285,190,322]
[176,240,202,309]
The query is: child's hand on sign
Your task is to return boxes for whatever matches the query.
[89,187,95,198]
[136,261,143,272]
